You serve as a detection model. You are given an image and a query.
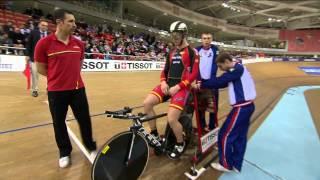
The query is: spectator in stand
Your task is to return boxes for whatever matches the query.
[97,41,105,53]
[116,43,124,55]
[103,44,111,60]
[3,21,14,33]
[20,24,31,37]
[85,42,92,59]
[25,19,49,97]
[146,49,156,61]
[27,19,35,30]
[0,33,13,54]
[157,52,165,61]
[104,44,111,52]
[9,27,25,55]
[73,32,82,40]
[124,45,134,56]
[91,45,103,59]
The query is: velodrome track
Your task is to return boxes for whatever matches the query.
[0,61,319,180]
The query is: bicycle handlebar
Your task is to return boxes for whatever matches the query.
[105,111,167,122]
[104,105,145,116]
[105,106,167,122]
[106,114,130,119]
[105,107,132,115]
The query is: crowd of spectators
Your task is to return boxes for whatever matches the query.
[75,22,171,61]
[0,20,28,55]
[0,7,171,61]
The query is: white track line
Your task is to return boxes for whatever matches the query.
[66,122,94,164]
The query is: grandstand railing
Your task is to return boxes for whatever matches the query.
[0,46,26,50]
[0,46,165,61]
[211,42,288,53]
[1,45,319,58]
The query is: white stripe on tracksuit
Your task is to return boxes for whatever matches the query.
[222,107,240,168]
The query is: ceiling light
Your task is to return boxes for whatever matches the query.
[222,3,229,8]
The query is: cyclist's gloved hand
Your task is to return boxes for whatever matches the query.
[169,85,180,96]
[161,81,169,95]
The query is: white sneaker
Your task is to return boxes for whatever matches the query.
[210,162,231,172]
[233,167,240,173]
[59,156,71,168]
[90,151,97,162]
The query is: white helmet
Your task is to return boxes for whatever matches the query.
[169,21,188,34]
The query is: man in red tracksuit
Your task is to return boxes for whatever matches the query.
[143,21,199,159]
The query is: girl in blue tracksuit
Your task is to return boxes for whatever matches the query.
[201,52,256,172]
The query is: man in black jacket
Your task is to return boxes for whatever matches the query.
[25,19,49,97]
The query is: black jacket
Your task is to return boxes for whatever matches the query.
[26,29,48,62]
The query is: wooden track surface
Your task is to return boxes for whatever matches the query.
[0,62,319,180]
[304,89,320,138]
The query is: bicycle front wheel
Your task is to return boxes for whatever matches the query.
[92,131,149,180]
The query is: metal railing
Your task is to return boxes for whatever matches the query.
[0,45,166,61]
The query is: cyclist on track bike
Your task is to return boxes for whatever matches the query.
[143,21,199,159]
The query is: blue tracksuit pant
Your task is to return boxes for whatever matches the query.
[218,103,255,171]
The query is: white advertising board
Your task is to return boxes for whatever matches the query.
[0,55,165,72]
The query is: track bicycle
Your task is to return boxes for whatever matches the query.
[91,106,193,180]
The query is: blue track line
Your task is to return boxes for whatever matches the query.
[0,112,106,135]
[0,122,53,135]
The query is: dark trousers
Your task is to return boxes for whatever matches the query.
[48,88,96,157]
[218,103,255,171]
[199,89,219,129]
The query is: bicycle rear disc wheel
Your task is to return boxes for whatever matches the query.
[91,131,149,180]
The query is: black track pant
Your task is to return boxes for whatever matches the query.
[48,88,96,157]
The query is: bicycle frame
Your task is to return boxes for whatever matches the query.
[105,111,167,157]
